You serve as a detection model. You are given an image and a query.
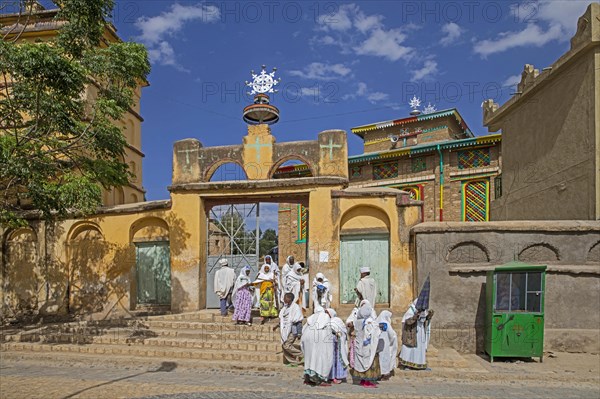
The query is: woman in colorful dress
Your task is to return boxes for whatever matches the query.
[232,265,253,325]
[254,263,279,323]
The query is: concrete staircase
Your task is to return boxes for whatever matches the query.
[0,310,283,366]
[1,310,469,370]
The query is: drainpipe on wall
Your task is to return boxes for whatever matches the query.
[437,145,444,222]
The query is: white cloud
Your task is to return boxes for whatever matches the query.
[289,62,352,80]
[410,60,438,81]
[473,23,562,57]
[503,74,521,87]
[300,87,320,97]
[367,92,389,102]
[440,22,463,46]
[343,82,388,104]
[474,1,588,58]
[314,3,413,62]
[135,3,220,68]
[353,28,412,62]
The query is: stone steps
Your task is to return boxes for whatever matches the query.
[0,341,282,363]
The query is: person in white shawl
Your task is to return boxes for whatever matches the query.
[273,292,304,365]
[231,266,253,325]
[280,255,297,301]
[253,264,279,321]
[283,264,304,307]
[326,308,349,383]
[301,305,333,386]
[355,266,377,306]
[214,259,236,316]
[256,255,279,310]
[398,299,434,370]
[376,310,398,380]
[350,300,381,388]
[312,273,332,309]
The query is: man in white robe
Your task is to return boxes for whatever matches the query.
[214,258,236,316]
[301,305,333,386]
[273,292,304,365]
[355,266,377,306]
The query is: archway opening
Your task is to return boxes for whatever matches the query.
[272,158,313,179]
[209,162,247,182]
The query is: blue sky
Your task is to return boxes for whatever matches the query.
[38,1,594,228]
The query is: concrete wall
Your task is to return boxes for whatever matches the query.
[412,221,600,354]
[484,4,600,221]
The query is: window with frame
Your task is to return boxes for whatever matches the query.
[494,271,543,313]
[458,148,491,169]
[373,161,398,180]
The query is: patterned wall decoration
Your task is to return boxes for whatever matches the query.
[462,180,489,222]
[402,185,422,201]
[411,157,427,173]
[296,204,308,243]
[458,148,491,169]
[350,165,362,179]
[373,161,399,180]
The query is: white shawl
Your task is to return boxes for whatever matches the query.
[301,306,333,379]
[281,256,297,280]
[353,300,381,373]
[356,275,377,306]
[279,302,303,343]
[283,264,303,301]
[232,266,251,300]
[376,310,398,374]
[254,264,274,284]
[214,264,236,299]
[327,308,349,368]
[312,273,332,308]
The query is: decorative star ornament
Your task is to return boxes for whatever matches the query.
[245,65,281,95]
[409,95,421,110]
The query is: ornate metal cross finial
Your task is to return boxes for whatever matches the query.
[245,65,281,96]
[409,95,421,110]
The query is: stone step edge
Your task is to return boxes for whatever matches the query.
[0,342,283,363]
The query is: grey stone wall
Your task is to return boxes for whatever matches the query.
[411,221,600,354]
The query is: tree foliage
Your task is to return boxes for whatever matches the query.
[259,228,278,258]
[0,0,150,228]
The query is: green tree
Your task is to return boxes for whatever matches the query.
[259,228,278,258]
[0,0,150,228]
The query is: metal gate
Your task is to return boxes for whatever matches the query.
[206,203,260,308]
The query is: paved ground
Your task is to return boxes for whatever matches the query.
[1,351,599,399]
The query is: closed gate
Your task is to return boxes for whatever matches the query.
[136,241,171,306]
[206,203,260,309]
[340,235,390,304]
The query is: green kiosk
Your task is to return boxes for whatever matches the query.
[485,261,546,363]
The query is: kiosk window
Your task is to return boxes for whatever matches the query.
[495,271,543,313]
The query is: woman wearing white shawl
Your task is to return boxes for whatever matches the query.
[375,310,398,379]
[398,299,434,370]
[312,273,332,309]
[232,266,253,325]
[350,300,381,388]
[326,308,349,383]
[253,264,278,321]
[283,264,304,307]
[301,305,333,386]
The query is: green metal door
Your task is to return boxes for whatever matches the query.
[340,235,389,304]
[136,242,171,305]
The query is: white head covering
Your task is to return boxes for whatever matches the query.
[233,265,252,297]
[256,264,274,281]
[327,307,350,367]
[306,305,330,328]
[219,258,229,267]
[360,266,370,274]
[293,263,303,275]
[376,310,398,374]
[352,299,381,373]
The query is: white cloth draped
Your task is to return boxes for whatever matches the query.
[327,309,349,368]
[214,265,236,299]
[232,267,251,301]
[312,273,332,309]
[283,264,303,302]
[352,300,381,373]
[376,310,398,375]
[356,276,377,306]
[399,299,430,368]
[301,306,333,379]
[279,302,303,343]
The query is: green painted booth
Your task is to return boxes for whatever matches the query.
[485,262,546,363]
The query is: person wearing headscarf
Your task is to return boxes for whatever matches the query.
[280,255,298,302]
[399,276,434,370]
[350,300,381,388]
[355,266,377,306]
[253,263,279,322]
[261,255,280,310]
[301,305,333,386]
[312,272,332,309]
[283,263,305,308]
[232,265,253,325]
[376,310,398,380]
[214,258,236,316]
[273,292,304,365]
[326,308,349,384]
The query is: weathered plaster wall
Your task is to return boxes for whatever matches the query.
[412,221,600,354]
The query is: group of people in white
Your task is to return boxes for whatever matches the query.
[214,256,434,388]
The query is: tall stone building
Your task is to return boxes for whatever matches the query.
[0,4,147,205]
[484,3,600,221]
[277,107,502,262]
